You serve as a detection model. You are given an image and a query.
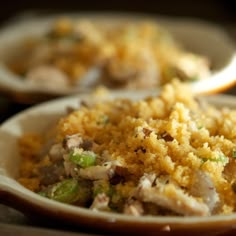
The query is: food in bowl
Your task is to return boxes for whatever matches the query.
[17,81,236,216]
[5,18,210,90]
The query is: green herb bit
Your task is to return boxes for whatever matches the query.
[69,150,96,168]
[216,153,229,165]
[163,67,176,81]
[46,29,81,42]
[197,125,204,130]
[232,149,236,159]
[189,75,199,82]
[200,153,228,165]
[96,115,110,125]
[49,179,79,203]
[201,157,208,163]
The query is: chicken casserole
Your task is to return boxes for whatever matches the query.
[18,81,236,216]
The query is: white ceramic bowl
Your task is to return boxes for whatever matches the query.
[0,12,235,103]
[0,91,236,235]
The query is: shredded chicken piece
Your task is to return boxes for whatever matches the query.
[26,65,69,88]
[103,63,159,89]
[63,134,83,150]
[90,193,110,211]
[172,53,210,81]
[190,170,219,211]
[63,160,78,177]
[63,134,94,151]
[79,164,112,180]
[124,199,144,216]
[78,161,125,181]
[137,174,209,216]
[49,143,64,161]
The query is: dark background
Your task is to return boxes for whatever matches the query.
[0,0,236,25]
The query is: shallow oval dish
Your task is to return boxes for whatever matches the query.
[0,91,236,235]
[0,12,235,103]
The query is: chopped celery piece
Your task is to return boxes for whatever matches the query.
[93,180,112,197]
[75,180,92,205]
[50,179,79,203]
[37,191,48,197]
[69,150,96,168]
